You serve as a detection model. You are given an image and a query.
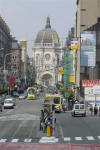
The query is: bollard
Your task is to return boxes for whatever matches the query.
[50,125,52,136]
[45,117,52,136]
[46,125,51,136]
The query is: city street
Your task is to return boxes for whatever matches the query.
[56,112,100,144]
[0,96,100,145]
[0,97,43,143]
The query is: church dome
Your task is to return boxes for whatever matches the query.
[35,17,60,44]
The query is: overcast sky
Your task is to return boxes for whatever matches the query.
[0,0,76,56]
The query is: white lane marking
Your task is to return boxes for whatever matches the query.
[39,137,58,143]
[11,139,19,142]
[75,137,82,141]
[24,139,32,142]
[0,113,40,121]
[64,137,71,141]
[4,109,13,115]
[86,136,95,140]
[0,139,7,142]
[41,137,56,140]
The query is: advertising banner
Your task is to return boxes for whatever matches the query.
[82,79,100,87]
[71,38,78,50]
[69,72,75,83]
[85,86,100,95]
[80,31,96,67]
[69,75,74,82]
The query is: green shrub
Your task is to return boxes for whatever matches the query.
[0,88,8,94]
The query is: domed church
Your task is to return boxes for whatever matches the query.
[32,17,63,86]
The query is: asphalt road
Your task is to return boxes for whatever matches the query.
[55,111,100,144]
[0,95,100,145]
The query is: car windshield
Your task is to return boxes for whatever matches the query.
[5,101,13,104]
[53,97,60,104]
[28,89,34,94]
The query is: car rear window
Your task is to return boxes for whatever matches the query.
[80,105,84,109]
[75,105,79,109]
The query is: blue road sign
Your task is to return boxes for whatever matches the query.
[65,93,69,97]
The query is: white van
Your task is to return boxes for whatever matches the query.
[71,104,86,117]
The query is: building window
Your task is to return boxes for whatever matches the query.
[81,9,86,11]
[36,54,40,65]
[45,54,50,61]
[45,65,50,71]
[80,25,86,27]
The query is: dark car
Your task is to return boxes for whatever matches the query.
[62,100,68,112]
[0,103,3,112]
[18,88,24,94]
[12,91,19,98]
[0,94,6,105]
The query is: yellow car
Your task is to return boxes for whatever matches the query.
[44,94,55,101]
[27,87,35,100]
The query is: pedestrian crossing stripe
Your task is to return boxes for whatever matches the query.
[11,139,19,142]
[0,139,7,142]
[0,136,100,143]
[64,137,71,141]
[39,137,58,143]
[75,137,82,141]
[24,139,32,142]
[86,136,95,140]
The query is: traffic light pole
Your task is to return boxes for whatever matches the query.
[52,104,55,136]
[52,109,55,136]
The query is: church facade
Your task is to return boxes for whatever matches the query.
[32,17,63,86]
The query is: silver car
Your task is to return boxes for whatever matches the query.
[4,98,15,109]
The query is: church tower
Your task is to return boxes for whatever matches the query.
[32,17,63,86]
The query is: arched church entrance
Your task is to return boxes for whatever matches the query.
[41,74,53,86]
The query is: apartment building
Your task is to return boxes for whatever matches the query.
[0,16,11,87]
[75,0,100,95]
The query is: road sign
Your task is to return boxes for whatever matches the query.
[65,93,69,97]
[71,38,78,50]
[58,70,64,74]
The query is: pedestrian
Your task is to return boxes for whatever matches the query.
[40,110,44,122]
[43,109,49,133]
[89,104,93,116]
[94,104,98,116]
[40,110,44,131]
[98,106,100,116]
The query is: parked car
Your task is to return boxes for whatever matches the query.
[62,100,68,112]
[71,104,86,117]
[19,92,27,100]
[0,103,3,112]
[0,95,6,105]
[12,91,19,98]
[18,88,24,94]
[4,98,15,108]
